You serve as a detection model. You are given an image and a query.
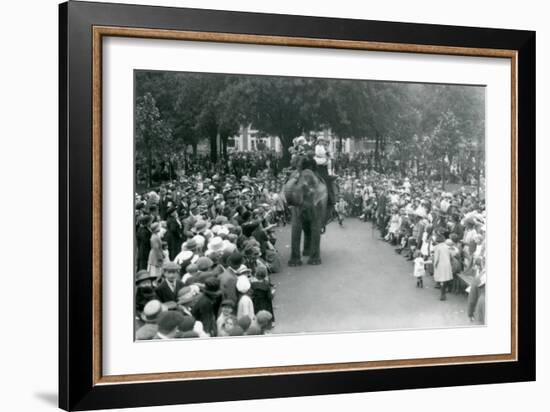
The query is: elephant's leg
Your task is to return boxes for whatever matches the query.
[288,206,303,266]
[307,205,325,265]
[302,218,312,256]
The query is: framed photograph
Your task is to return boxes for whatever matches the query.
[59,1,535,410]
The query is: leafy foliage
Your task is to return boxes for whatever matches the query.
[134,71,485,176]
[135,92,172,186]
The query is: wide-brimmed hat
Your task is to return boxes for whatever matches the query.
[237,266,252,276]
[196,256,214,271]
[192,234,206,248]
[204,277,220,293]
[177,285,200,305]
[141,300,166,323]
[215,215,229,225]
[222,239,236,254]
[192,220,209,233]
[217,226,230,237]
[139,215,153,225]
[294,136,307,145]
[135,270,155,284]
[174,250,194,265]
[207,236,224,251]
[182,238,197,251]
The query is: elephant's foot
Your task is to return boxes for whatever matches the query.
[307,257,322,265]
[288,258,303,267]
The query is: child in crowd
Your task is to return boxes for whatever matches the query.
[236,275,255,322]
[334,196,347,226]
[218,315,238,337]
[413,250,426,288]
[251,266,274,321]
[385,207,401,244]
[216,299,236,334]
[161,241,170,265]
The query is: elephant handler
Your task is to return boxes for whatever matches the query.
[313,136,335,223]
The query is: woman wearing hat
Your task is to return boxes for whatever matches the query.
[147,222,164,279]
[433,234,453,300]
[135,270,158,313]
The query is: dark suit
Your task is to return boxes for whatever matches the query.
[159,196,168,220]
[192,290,220,336]
[155,279,185,303]
[376,193,388,235]
[136,226,151,270]
[166,216,183,261]
[218,269,238,304]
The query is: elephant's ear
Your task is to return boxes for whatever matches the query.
[311,175,328,207]
[283,171,302,206]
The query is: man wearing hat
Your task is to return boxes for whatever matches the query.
[155,311,186,340]
[135,269,158,313]
[136,215,152,270]
[176,285,201,316]
[195,256,216,283]
[192,277,221,336]
[165,206,183,261]
[218,251,243,304]
[155,261,184,304]
[136,299,165,340]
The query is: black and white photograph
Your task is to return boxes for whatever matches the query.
[133,70,487,340]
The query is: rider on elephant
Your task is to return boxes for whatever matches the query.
[289,135,335,229]
[313,136,336,222]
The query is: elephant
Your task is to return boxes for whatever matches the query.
[283,168,328,266]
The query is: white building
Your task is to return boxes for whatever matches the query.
[228,125,281,152]
[230,125,360,154]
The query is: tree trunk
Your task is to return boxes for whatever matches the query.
[339,136,343,153]
[441,158,446,190]
[146,143,152,189]
[374,134,380,171]
[192,142,197,158]
[477,154,481,198]
[209,133,218,163]
[279,134,293,167]
[221,134,228,159]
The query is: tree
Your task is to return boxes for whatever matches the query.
[428,110,463,189]
[135,92,172,187]
[228,77,329,166]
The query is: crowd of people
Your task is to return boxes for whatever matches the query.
[136,150,282,186]
[330,170,487,322]
[134,167,289,340]
[134,146,487,341]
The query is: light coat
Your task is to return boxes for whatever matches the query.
[434,242,453,282]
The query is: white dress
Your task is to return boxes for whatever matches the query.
[413,257,426,278]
